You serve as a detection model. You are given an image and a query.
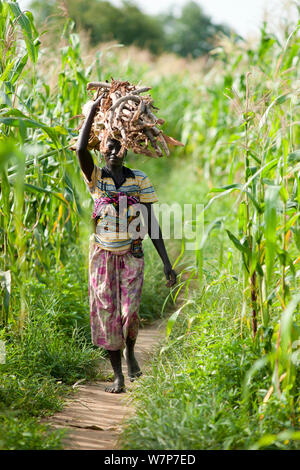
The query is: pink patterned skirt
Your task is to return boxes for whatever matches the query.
[88,240,144,351]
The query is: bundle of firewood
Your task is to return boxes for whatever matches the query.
[71,79,183,157]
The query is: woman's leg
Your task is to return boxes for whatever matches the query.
[89,245,126,392]
[124,337,142,382]
[105,350,125,393]
[120,254,144,381]
[89,246,124,350]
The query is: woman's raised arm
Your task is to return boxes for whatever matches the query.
[76,95,102,182]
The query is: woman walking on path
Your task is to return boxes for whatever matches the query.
[76,95,177,394]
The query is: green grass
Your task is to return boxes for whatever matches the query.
[0,415,65,450]
[0,246,104,449]
[1,2,299,450]
[131,154,203,321]
[0,206,179,449]
[118,157,300,451]
[119,276,300,450]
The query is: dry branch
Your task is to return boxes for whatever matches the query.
[70,78,184,158]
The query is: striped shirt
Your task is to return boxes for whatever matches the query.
[82,164,158,253]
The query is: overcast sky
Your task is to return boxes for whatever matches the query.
[137,0,271,37]
[17,0,295,38]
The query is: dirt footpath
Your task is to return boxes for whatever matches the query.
[47,320,165,450]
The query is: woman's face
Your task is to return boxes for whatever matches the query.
[103,138,126,167]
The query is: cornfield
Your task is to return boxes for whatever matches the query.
[0,0,299,449]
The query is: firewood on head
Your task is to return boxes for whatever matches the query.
[71,78,184,158]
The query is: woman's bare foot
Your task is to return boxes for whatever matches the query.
[105,374,125,393]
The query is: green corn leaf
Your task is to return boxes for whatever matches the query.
[265,185,280,283]
[0,168,10,224]
[288,150,300,163]
[234,159,278,211]
[8,2,37,63]
[209,183,241,193]
[205,187,239,212]
[280,293,300,357]
[8,2,32,37]
[0,116,59,146]
[256,261,264,277]
[277,249,296,276]
[238,201,247,235]
[248,150,261,165]
[7,145,70,176]
[10,53,28,85]
[25,10,39,38]
[166,300,193,339]
[7,180,72,208]
[293,227,300,250]
[0,60,15,87]
[279,185,288,203]
[226,229,250,256]
[0,139,22,169]
[285,213,300,231]
[259,94,290,129]
[244,189,262,213]
[53,125,69,135]
[242,355,270,401]
[251,430,300,450]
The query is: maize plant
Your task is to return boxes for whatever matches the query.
[199,22,300,398]
[0,1,299,406]
[0,1,191,331]
[0,1,93,329]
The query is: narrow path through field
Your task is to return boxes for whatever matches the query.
[47,319,165,450]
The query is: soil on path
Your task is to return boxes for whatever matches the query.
[47,319,165,450]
